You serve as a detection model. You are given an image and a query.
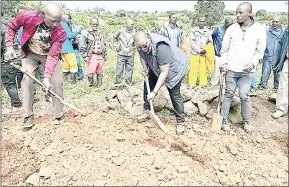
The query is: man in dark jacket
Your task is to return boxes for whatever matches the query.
[134,31,189,135]
[1,13,22,115]
[272,29,288,119]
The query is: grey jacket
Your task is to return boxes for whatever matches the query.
[138,33,189,89]
[113,28,136,57]
[159,23,184,48]
[79,28,107,59]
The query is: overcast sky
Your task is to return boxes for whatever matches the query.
[56,1,288,13]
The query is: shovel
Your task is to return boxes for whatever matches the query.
[143,74,168,133]
[9,62,86,116]
[212,73,225,133]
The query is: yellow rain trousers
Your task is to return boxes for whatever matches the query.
[189,43,215,86]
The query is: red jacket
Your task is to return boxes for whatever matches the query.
[5,10,66,78]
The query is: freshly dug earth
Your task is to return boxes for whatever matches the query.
[1,91,288,186]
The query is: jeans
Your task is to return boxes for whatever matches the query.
[1,61,22,107]
[259,60,280,89]
[75,50,84,79]
[143,69,185,123]
[221,70,253,121]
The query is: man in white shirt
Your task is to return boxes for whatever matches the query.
[219,2,266,133]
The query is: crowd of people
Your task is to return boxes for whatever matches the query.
[1,2,288,135]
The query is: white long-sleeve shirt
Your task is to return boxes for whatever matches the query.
[220,20,266,72]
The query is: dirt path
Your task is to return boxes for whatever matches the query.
[2,93,288,186]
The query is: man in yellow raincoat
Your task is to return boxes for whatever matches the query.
[189,17,215,87]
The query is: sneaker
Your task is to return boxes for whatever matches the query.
[243,121,254,133]
[23,115,34,129]
[176,123,185,135]
[272,110,287,119]
[221,119,230,131]
[137,110,150,123]
[52,115,65,125]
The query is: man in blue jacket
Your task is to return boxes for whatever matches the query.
[60,15,81,83]
[259,16,285,89]
[272,29,288,119]
[210,17,233,85]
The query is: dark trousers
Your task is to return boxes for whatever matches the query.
[143,69,185,123]
[1,61,22,107]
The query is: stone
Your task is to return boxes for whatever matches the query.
[231,96,241,107]
[228,105,242,124]
[181,89,192,102]
[191,86,208,103]
[235,174,242,184]
[109,98,120,110]
[153,94,168,112]
[213,164,219,171]
[217,172,228,185]
[226,144,238,156]
[112,157,126,166]
[184,101,198,115]
[117,91,129,105]
[197,101,208,116]
[110,84,127,90]
[25,173,40,186]
[129,104,144,116]
[106,90,118,101]
[124,101,133,112]
[268,93,276,102]
[206,109,215,119]
[128,87,142,97]
[218,165,226,172]
[38,167,54,180]
[207,87,219,101]
[211,97,219,109]
[177,166,190,173]
[111,151,120,158]
[204,101,212,111]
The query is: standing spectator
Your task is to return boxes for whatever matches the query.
[79,17,107,87]
[113,18,136,85]
[258,16,285,90]
[272,29,288,119]
[219,2,266,133]
[189,17,215,87]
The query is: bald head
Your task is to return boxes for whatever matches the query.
[43,2,62,18]
[236,2,252,24]
[272,15,281,29]
[42,2,62,28]
[134,31,150,53]
[237,2,252,12]
[224,17,233,29]
[125,18,134,31]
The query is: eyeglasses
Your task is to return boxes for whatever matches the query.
[138,41,148,51]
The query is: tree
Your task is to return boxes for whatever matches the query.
[194,0,225,27]
[1,0,21,18]
[256,9,266,17]
[116,9,126,17]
